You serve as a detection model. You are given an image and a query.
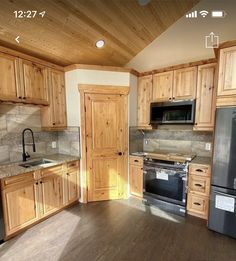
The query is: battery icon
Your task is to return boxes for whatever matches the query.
[211,10,226,18]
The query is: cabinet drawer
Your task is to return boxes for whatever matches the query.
[130,156,143,166]
[187,193,209,219]
[1,171,36,189]
[40,164,63,178]
[189,164,211,177]
[188,175,210,196]
[67,160,79,172]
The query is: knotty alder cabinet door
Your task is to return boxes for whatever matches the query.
[130,156,143,198]
[0,53,21,102]
[137,75,153,128]
[153,71,173,102]
[173,66,197,100]
[2,177,40,237]
[194,63,216,131]
[217,46,236,106]
[19,59,49,105]
[41,69,67,130]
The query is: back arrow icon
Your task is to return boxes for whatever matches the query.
[15,36,20,43]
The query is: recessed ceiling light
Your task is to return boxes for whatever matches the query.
[138,0,151,6]
[95,39,105,48]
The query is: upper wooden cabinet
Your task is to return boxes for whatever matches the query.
[19,59,49,105]
[137,75,153,128]
[0,53,21,102]
[41,69,67,130]
[173,66,197,100]
[217,46,236,106]
[153,71,173,102]
[194,64,216,131]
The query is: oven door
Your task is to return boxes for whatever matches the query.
[143,166,187,206]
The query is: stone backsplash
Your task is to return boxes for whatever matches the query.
[0,104,58,163]
[0,104,80,164]
[143,126,213,157]
[129,127,143,153]
[58,127,80,157]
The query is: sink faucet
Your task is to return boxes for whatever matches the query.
[22,128,36,162]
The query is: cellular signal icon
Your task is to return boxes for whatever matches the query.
[186,11,197,18]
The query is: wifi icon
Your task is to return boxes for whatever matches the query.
[199,10,209,17]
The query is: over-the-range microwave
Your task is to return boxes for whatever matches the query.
[150,99,196,125]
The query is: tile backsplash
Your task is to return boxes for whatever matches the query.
[129,125,213,157]
[0,104,80,164]
[143,126,213,157]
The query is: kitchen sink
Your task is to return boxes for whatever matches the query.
[19,159,56,168]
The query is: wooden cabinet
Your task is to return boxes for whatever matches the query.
[63,161,80,205]
[194,64,216,131]
[187,163,211,220]
[153,71,173,102]
[0,53,21,102]
[137,75,153,128]
[19,59,49,105]
[217,46,236,106]
[129,156,143,198]
[39,174,62,217]
[1,172,39,237]
[1,161,80,239]
[41,69,67,130]
[173,67,197,100]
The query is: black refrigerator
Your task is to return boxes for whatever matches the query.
[208,107,236,238]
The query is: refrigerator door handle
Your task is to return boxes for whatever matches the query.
[215,191,236,199]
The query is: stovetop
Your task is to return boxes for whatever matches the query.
[131,151,196,163]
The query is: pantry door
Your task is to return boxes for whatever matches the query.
[82,86,128,202]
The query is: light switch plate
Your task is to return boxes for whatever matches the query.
[205,143,211,151]
[52,141,57,149]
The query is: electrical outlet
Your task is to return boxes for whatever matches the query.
[144,139,148,145]
[52,141,57,149]
[205,143,211,151]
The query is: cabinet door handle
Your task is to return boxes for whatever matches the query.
[53,123,56,125]
[23,97,26,99]
[40,181,43,184]
[195,169,203,172]
[35,182,38,185]
[194,183,203,187]
[193,202,201,206]
[19,96,22,99]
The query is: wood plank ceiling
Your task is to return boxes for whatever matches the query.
[0,0,199,66]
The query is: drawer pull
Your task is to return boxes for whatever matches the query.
[194,183,203,187]
[195,169,204,172]
[69,163,76,167]
[193,202,201,206]
[134,160,139,162]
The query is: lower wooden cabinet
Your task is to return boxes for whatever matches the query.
[63,161,80,205]
[187,163,211,220]
[129,156,143,198]
[40,174,63,218]
[1,161,80,239]
[187,193,209,220]
[2,178,40,237]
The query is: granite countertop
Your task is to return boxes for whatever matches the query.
[0,154,80,179]
[190,156,212,166]
[130,151,212,166]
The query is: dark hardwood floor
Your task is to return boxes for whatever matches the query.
[0,197,236,261]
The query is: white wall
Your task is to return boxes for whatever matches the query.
[126,0,236,72]
[65,69,132,127]
[129,74,138,127]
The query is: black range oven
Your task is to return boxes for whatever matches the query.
[143,157,188,216]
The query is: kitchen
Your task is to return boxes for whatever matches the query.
[0,0,236,260]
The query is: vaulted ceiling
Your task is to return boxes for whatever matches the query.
[0,0,199,66]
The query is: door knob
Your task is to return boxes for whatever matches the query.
[118,152,123,156]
